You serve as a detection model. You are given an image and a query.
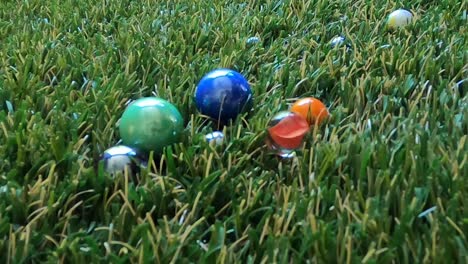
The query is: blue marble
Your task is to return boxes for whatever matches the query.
[195,69,253,123]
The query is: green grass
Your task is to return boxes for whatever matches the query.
[0,0,467,263]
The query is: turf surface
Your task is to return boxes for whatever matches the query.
[0,0,467,263]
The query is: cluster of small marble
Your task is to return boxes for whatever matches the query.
[266,97,329,158]
[329,9,414,48]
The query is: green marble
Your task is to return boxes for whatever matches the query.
[119,97,184,154]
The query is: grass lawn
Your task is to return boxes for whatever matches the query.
[0,0,467,263]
